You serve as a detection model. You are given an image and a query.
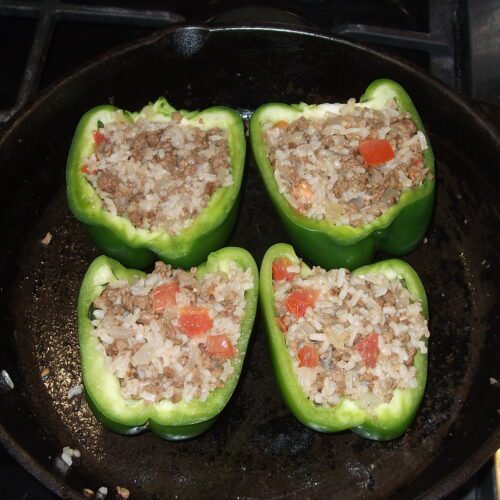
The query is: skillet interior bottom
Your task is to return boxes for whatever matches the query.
[0,27,498,499]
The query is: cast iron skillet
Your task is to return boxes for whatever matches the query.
[0,25,499,499]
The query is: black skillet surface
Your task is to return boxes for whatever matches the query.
[0,25,499,499]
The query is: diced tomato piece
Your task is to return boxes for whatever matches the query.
[285,288,319,318]
[274,120,288,129]
[275,316,288,333]
[80,164,95,175]
[206,335,236,358]
[179,306,213,337]
[272,257,296,282]
[355,332,380,368]
[298,345,319,367]
[93,130,108,145]
[359,139,395,166]
[152,282,180,312]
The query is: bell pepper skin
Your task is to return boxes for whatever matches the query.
[250,80,435,270]
[78,247,259,440]
[67,98,245,269]
[260,243,429,440]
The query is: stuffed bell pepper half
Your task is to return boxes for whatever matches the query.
[67,98,245,269]
[250,79,435,270]
[260,243,429,440]
[78,247,258,440]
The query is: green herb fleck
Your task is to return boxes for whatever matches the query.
[97,120,104,129]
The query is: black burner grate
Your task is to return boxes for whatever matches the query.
[0,0,184,123]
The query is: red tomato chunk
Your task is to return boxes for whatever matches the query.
[285,288,320,318]
[179,306,213,337]
[359,139,395,166]
[80,164,95,175]
[206,334,236,358]
[298,345,319,367]
[272,257,296,282]
[92,130,108,145]
[355,332,380,368]
[151,282,180,312]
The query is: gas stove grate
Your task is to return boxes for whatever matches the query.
[0,0,184,123]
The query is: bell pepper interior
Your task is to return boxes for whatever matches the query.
[249,79,435,246]
[260,243,428,439]
[67,98,245,264]
[78,247,259,430]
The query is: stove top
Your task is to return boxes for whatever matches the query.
[0,1,498,498]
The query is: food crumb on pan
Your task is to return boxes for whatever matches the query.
[0,369,14,390]
[40,367,50,379]
[490,377,498,385]
[83,488,94,498]
[60,446,80,467]
[67,384,83,399]
[40,231,53,245]
[96,486,108,499]
[116,486,131,499]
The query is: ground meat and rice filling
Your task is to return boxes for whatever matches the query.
[90,261,253,404]
[264,99,430,226]
[82,112,233,235]
[272,258,430,408]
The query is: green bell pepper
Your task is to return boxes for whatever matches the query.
[67,98,246,269]
[250,79,435,270]
[260,243,429,440]
[78,247,259,440]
